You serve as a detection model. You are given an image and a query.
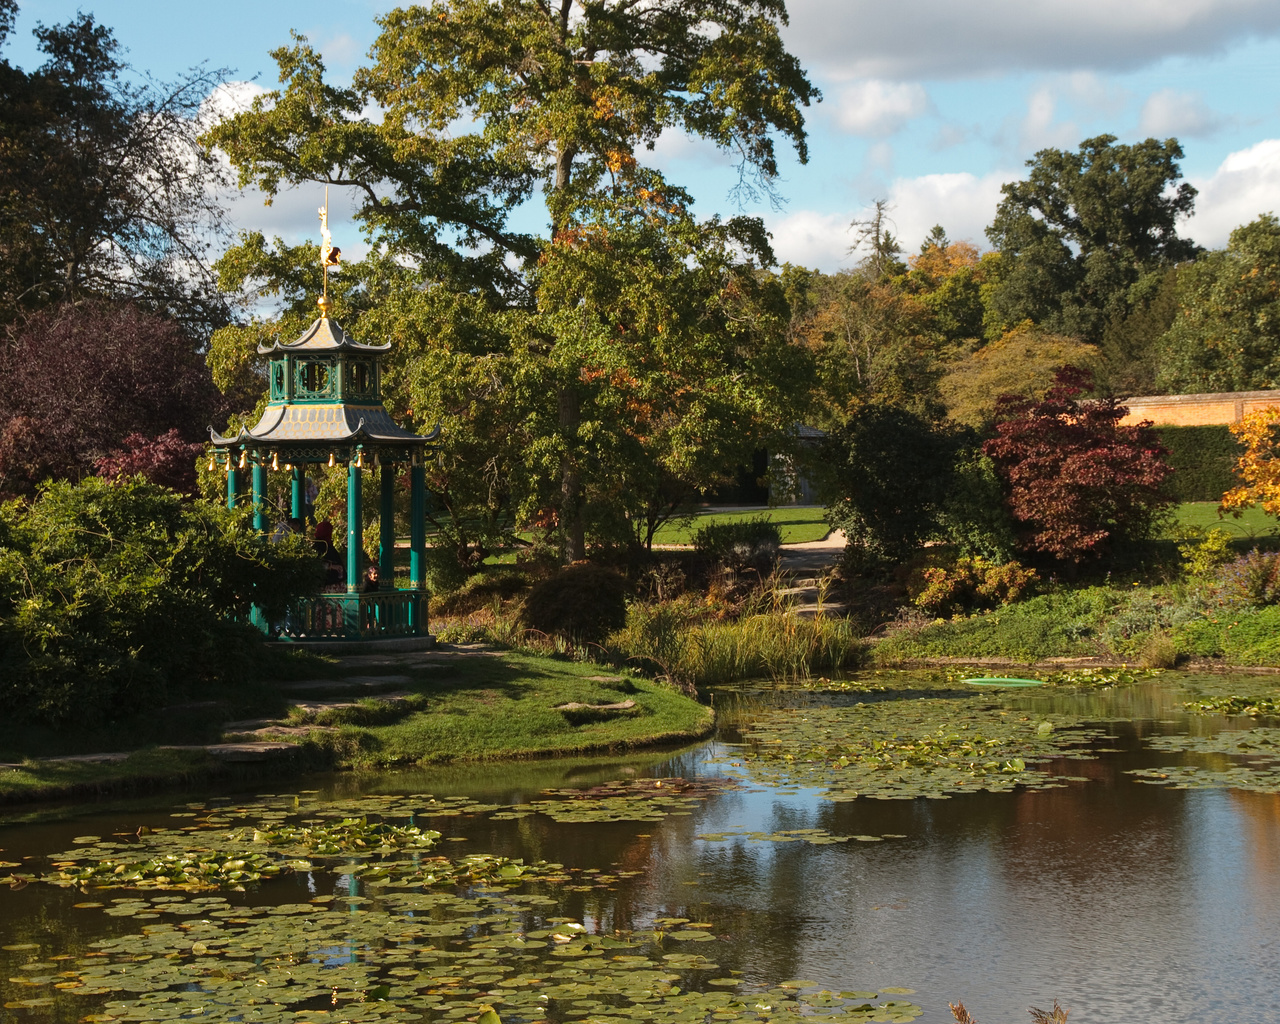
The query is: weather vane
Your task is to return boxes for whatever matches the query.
[318,185,341,313]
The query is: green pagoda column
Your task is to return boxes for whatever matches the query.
[410,463,426,590]
[252,456,268,532]
[379,465,395,590]
[291,466,305,521]
[226,463,241,510]
[347,458,363,593]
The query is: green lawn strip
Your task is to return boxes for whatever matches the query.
[0,748,231,804]
[652,506,831,546]
[319,652,714,765]
[1169,502,1279,538]
[0,653,713,803]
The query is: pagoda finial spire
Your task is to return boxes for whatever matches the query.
[318,185,341,316]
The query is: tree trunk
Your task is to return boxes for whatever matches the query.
[552,133,584,563]
[559,385,585,563]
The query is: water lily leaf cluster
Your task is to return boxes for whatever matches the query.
[1038,667,1162,688]
[716,696,1106,800]
[1128,725,1280,792]
[3,790,921,1024]
[505,779,737,824]
[1183,695,1280,718]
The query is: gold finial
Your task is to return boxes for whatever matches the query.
[318,185,341,315]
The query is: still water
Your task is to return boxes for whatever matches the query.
[2,674,1279,1024]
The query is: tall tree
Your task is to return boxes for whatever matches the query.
[0,302,224,498]
[1155,214,1280,395]
[205,0,819,562]
[0,5,231,332]
[985,135,1199,345]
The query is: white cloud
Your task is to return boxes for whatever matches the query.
[1018,87,1079,152]
[879,170,1010,253]
[766,169,1011,271]
[833,81,930,136]
[765,210,857,270]
[1185,139,1280,247]
[1139,89,1227,138]
[783,0,1280,79]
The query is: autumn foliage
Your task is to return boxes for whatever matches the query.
[983,366,1173,562]
[1221,406,1280,519]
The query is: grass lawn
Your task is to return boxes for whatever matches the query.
[0,649,714,804]
[1169,502,1279,539]
[652,505,830,546]
[332,652,713,765]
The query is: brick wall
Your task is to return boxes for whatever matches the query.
[1119,390,1280,427]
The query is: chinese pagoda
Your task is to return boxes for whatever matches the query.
[208,199,439,641]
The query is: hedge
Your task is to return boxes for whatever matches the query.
[1154,425,1240,502]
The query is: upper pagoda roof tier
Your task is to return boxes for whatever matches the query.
[256,316,391,355]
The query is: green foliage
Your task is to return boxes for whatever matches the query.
[935,452,1020,561]
[820,405,961,564]
[692,516,782,573]
[1156,214,1280,393]
[1173,606,1280,664]
[202,1,819,561]
[911,557,1037,618]
[1098,267,1179,396]
[425,546,473,596]
[985,135,1199,344]
[1174,526,1234,577]
[875,587,1122,664]
[938,322,1098,428]
[1154,425,1240,502]
[519,563,629,643]
[0,476,321,726]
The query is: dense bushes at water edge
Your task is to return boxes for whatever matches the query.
[0,476,322,726]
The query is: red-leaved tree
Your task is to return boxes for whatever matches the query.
[95,429,205,496]
[983,365,1173,562]
[0,302,223,497]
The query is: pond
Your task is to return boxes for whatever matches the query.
[3,670,1279,1024]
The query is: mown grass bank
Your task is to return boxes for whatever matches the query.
[0,649,714,806]
[301,651,715,766]
[872,584,1280,668]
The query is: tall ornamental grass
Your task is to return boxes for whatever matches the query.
[608,603,866,688]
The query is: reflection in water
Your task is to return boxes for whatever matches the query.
[1,675,1279,1023]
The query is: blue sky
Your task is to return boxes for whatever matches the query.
[6,0,1280,271]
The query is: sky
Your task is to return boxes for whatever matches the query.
[5,0,1280,272]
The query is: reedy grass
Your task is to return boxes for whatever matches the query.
[607,601,866,688]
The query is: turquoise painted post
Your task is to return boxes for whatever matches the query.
[409,462,426,635]
[226,464,240,510]
[347,458,362,594]
[252,456,268,532]
[410,463,425,589]
[379,463,395,590]
[291,466,304,521]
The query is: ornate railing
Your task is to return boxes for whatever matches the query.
[278,589,426,640]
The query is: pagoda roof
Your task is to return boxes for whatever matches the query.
[210,403,439,449]
[257,315,390,355]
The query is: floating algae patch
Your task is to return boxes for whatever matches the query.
[1128,726,1280,792]
[714,694,1109,801]
[0,794,921,1024]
